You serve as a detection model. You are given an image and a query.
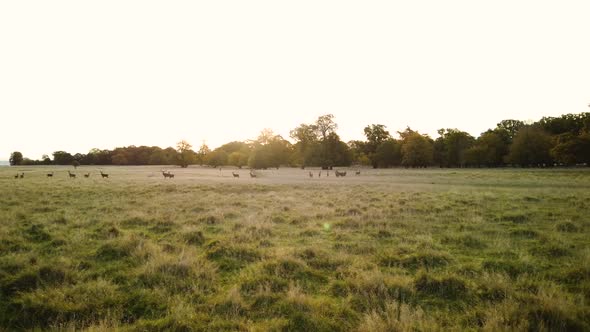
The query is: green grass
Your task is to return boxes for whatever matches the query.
[1,166,589,331]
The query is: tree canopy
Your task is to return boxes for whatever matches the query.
[8,111,590,169]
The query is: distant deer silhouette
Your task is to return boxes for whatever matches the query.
[47,172,54,178]
[309,171,313,178]
[19,173,24,179]
[100,171,109,178]
[355,169,361,176]
[232,172,240,178]
[84,173,90,178]
[161,170,174,178]
[335,170,347,177]
[14,173,19,179]
[68,171,76,178]
[249,170,257,178]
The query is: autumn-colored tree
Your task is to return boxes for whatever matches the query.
[176,140,195,168]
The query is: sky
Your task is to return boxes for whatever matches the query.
[1,1,589,160]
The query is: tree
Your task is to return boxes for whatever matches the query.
[364,124,392,167]
[464,129,510,167]
[176,140,195,168]
[9,151,23,166]
[290,123,318,167]
[197,143,211,166]
[506,126,554,167]
[205,149,228,168]
[315,114,337,141]
[228,152,249,168]
[496,119,525,142]
[41,154,52,165]
[398,128,434,168]
[248,130,293,169]
[434,129,475,167]
[373,139,401,167]
[52,151,74,165]
[551,133,590,165]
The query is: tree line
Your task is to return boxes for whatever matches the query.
[9,111,590,169]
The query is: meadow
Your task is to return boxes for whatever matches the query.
[0,166,589,331]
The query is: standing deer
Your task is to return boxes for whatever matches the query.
[232,172,240,178]
[68,171,76,178]
[84,173,90,178]
[47,172,54,178]
[100,171,109,178]
[19,173,24,179]
[355,169,361,176]
[14,173,19,179]
[335,170,347,177]
[249,170,257,178]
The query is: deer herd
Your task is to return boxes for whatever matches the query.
[13,168,363,180]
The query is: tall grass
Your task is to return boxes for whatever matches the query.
[0,166,589,330]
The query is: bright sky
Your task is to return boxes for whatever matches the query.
[1,1,589,160]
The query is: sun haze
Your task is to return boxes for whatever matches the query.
[1,1,589,159]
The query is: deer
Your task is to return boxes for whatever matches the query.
[14,173,19,179]
[84,173,90,178]
[19,173,24,179]
[232,172,240,178]
[309,171,313,178]
[249,170,257,178]
[335,170,347,177]
[167,172,174,178]
[100,171,109,178]
[161,170,169,178]
[318,171,321,178]
[68,171,76,178]
[355,169,361,176]
[47,172,54,178]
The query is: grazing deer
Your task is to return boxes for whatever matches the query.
[100,171,109,178]
[19,173,24,179]
[232,172,240,178]
[355,169,361,176]
[84,173,90,178]
[47,172,54,177]
[68,171,76,178]
[249,170,257,178]
[14,173,19,179]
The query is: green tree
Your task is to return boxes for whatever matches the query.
[399,128,434,168]
[290,123,318,167]
[9,151,23,166]
[506,126,554,167]
[52,151,74,165]
[496,119,525,142]
[364,124,392,167]
[551,133,590,165]
[434,129,475,167]
[373,139,401,167]
[464,129,510,167]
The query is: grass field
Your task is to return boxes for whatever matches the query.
[1,166,589,331]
